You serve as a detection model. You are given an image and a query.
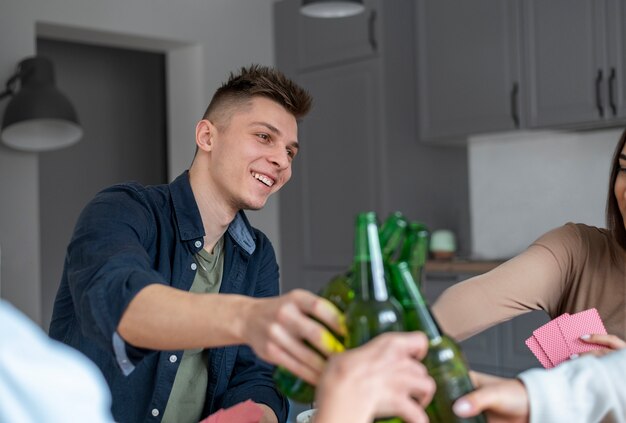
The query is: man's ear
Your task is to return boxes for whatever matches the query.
[195,119,216,152]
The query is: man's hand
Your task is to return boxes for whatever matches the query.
[256,403,278,423]
[453,372,529,423]
[240,289,345,385]
[315,332,435,423]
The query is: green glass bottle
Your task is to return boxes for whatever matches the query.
[272,270,353,404]
[397,222,430,290]
[273,212,407,404]
[389,261,486,423]
[345,212,404,423]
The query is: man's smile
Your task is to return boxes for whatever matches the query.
[252,171,275,187]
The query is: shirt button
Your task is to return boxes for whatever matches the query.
[195,240,202,248]
[151,408,159,417]
[169,354,177,363]
[191,263,197,271]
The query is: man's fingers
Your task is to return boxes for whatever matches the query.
[394,398,430,423]
[268,342,320,385]
[267,320,326,376]
[292,290,346,338]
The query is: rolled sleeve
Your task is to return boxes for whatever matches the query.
[66,186,164,361]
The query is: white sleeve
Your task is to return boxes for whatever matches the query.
[0,300,114,423]
[518,350,626,423]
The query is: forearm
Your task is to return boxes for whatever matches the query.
[118,284,252,350]
[432,245,562,341]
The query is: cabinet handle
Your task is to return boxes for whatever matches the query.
[368,10,378,52]
[596,69,604,118]
[609,67,617,116]
[510,82,520,128]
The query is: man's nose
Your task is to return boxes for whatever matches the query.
[269,149,290,169]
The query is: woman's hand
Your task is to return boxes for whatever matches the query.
[314,332,435,423]
[453,371,530,423]
[241,289,345,385]
[573,333,626,358]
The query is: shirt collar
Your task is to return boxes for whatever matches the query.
[170,171,256,254]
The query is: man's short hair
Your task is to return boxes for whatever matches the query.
[203,64,312,128]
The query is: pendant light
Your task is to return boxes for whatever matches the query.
[301,0,365,18]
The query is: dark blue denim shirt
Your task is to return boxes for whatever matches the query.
[49,171,288,423]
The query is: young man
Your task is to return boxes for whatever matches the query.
[49,65,344,423]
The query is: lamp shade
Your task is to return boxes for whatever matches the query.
[301,0,365,18]
[1,57,82,152]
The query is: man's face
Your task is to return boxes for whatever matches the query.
[208,96,299,211]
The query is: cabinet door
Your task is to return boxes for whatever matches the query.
[415,0,521,141]
[605,0,626,120]
[423,272,500,373]
[275,0,380,71]
[500,310,550,375]
[279,60,382,294]
[522,0,605,128]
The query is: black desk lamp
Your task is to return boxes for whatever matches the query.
[0,56,82,152]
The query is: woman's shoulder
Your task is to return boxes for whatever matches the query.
[562,222,612,244]
[533,222,615,255]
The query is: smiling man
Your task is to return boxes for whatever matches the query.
[49,65,344,423]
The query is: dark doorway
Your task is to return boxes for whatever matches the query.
[37,38,168,330]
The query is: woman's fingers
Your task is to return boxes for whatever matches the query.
[580,333,626,350]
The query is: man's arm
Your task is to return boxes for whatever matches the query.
[118,284,344,385]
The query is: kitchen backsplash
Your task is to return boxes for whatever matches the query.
[468,128,622,259]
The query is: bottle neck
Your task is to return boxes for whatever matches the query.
[399,263,441,339]
[354,219,389,302]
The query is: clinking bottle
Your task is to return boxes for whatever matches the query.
[273,212,407,404]
[389,261,486,423]
[345,212,404,423]
[396,221,430,291]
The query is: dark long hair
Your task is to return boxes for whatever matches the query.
[606,129,626,251]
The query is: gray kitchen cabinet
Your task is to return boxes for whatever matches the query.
[522,0,626,128]
[274,0,470,294]
[424,270,550,377]
[415,0,522,142]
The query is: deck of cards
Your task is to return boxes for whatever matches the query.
[525,308,607,368]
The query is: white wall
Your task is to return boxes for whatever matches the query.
[0,0,281,324]
[468,128,621,259]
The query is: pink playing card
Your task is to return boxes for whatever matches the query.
[525,334,554,368]
[557,308,607,355]
[533,313,571,366]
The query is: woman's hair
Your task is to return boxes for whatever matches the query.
[606,129,626,250]
[203,64,312,128]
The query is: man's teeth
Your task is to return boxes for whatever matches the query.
[253,172,274,187]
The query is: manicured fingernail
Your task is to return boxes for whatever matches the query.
[321,330,345,353]
[580,334,591,340]
[570,353,579,359]
[453,399,472,416]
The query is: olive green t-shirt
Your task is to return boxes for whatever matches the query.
[161,237,224,423]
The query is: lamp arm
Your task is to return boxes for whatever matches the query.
[0,71,22,101]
